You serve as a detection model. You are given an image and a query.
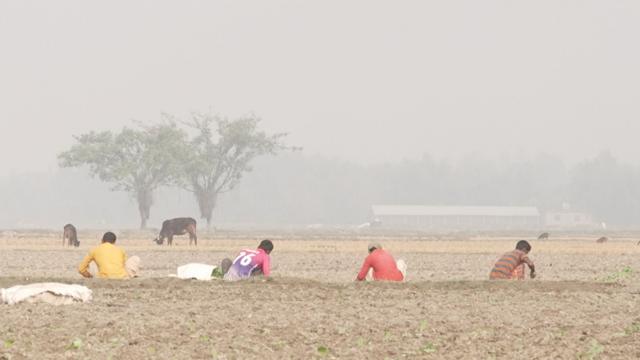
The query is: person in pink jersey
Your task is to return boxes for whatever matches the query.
[221,239,273,281]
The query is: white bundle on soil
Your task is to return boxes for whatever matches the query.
[1,283,92,305]
[170,263,218,281]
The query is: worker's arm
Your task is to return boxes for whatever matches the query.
[78,252,94,278]
[261,254,271,277]
[523,255,536,278]
[356,255,372,281]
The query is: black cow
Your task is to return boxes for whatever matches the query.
[154,217,197,246]
[63,224,80,247]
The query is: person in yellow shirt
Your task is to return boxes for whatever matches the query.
[78,232,140,279]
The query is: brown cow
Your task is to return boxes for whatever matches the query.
[596,236,609,243]
[154,217,197,246]
[63,224,79,247]
[537,232,549,240]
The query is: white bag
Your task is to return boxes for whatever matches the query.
[1,283,92,305]
[173,263,217,281]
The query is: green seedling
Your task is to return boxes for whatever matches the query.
[421,342,437,354]
[317,345,329,356]
[4,339,14,348]
[200,335,211,342]
[419,320,429,332]
[578,339,604,360]
[67,338,83,350]
[624,322,640,336]
[600,266,633,283]
[211,267,224,279]
[272,340,286,350]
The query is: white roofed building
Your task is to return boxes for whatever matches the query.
[544,211,595,229]
[370,205,541,230]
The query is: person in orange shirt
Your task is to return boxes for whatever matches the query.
[489,240,536,280]
[356,243,406,282]
[78,232,140,279]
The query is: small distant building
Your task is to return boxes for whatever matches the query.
[370,205,540,230]
[543,211,594,229]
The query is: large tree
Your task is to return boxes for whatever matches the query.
[58,122,187,229]
[180,113,290,227]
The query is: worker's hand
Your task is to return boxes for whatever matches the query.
[530,271,536,279]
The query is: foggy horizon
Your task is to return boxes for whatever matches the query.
[2,4,640,359]
[1,1,639,229]
[2,1,640,175]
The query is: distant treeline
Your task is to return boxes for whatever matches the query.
[0,151,639,228]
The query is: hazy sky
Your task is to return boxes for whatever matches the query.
[1,1,639,175]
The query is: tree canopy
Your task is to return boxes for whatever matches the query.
[180,113,290,226]
[58,122,187,229]
[58,114,291,229]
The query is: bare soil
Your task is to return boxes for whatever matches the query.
[1,233,639,359]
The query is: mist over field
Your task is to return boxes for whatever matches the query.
[1,151,639,229]
[3,4,640,360]
[1,1,639,229]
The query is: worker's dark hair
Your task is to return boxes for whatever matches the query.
[515,240,531,252]
[258,239,274,254]
[102,231,117,244]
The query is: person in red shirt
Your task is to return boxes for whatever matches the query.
[356,243,406,282]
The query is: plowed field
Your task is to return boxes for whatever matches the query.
[1,232,639,359]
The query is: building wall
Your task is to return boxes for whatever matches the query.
[544,212,594,228]
[376,214,540,230]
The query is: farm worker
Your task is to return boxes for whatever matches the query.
[489,240,536,280]
[222,239,273,281]
[78,232,141,279]
[356,243,406,282]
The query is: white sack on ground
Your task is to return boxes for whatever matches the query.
[397,259,407,281]
[172,263,217,281]
[1,283,92,305]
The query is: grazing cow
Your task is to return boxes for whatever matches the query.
[596,236,609,243]
[537,232,549,240]
[63,224,80,247]
[154,217,197,246]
